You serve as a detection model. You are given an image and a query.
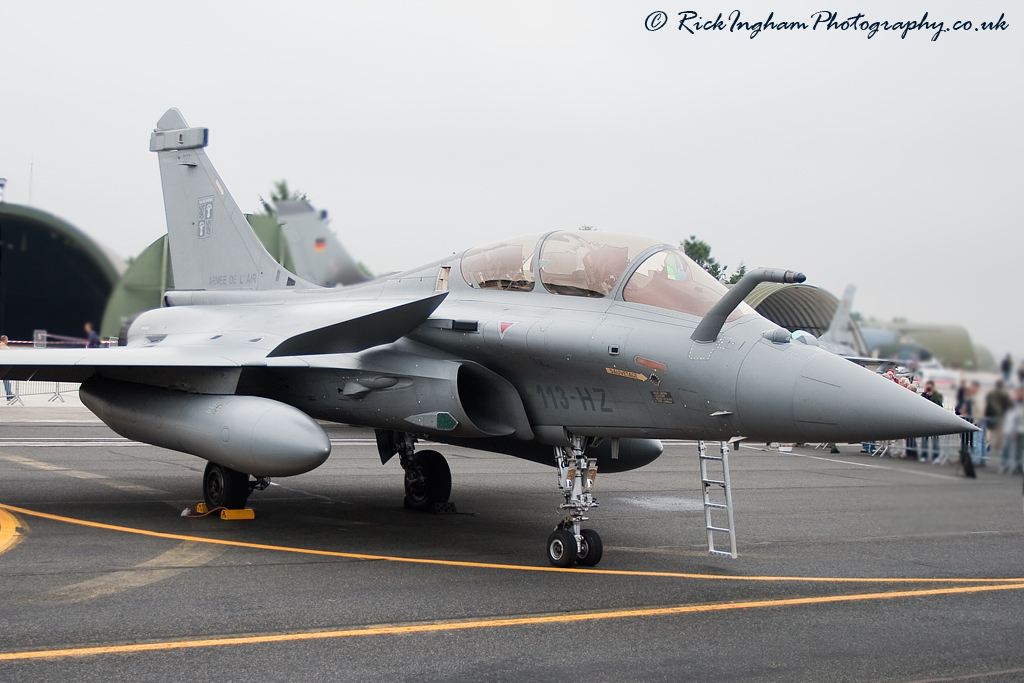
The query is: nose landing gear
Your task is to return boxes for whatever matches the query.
[548,434,603,567]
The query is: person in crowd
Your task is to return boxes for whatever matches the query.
[0,334,12,401]
[921,380,944,462]
[84,322,101,349]
[897,375,920,458]
[956,380,979,454]
[955,380,968,414]
[1000,388,1024,474]
[1001,353,1013,382]
[1017,359,1024,387]
[985,380,1012,465]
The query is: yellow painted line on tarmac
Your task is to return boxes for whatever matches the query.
[2,581,1023,661]
[0,507,24,556]
[1,502,1021,585]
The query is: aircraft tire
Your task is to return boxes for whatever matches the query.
[403,450,451,512]
[546,529,577,567]
[203,461,250,510]
[576,529,603,567]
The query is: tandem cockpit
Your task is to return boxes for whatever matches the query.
[458,231,755,320]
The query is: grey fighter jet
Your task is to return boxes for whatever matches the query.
[812,285,903,373]
[0,110,972,567]
[817,284,859,357]
[274,199,373,287]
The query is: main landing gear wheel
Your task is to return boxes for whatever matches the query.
[403,450,452,512]
[576,529,603,567]
[203,461,250,510]
[547,529,577,568]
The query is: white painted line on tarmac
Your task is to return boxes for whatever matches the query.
[739,445,961,480]
[0,454,166,494]
[38,541,226,605]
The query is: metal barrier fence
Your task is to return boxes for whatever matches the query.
[3,381,80,405]
[860,433,976,464]
[856,417,1009,468]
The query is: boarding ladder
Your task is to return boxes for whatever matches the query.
[698,440,737,558]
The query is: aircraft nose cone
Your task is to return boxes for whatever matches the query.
[735,342,974,443]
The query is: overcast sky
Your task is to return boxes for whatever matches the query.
[1,1,1020,360]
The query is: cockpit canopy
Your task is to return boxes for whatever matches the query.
[460,235,539,292]
[623,248,754,319]
[538,232,659,298]
[460,231,755,319]
[460,232,658,297]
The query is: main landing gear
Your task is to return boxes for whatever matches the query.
[401,449,453,512]
[388,434,453,513]
[202,461,270,510]
[376,430,455,513]
[547,434,603,567]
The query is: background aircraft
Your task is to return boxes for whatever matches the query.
[817,284,859,357]
[96,197,371,340]
[274,199,373,288]
[0,110,971,567]
[810,284,901,374]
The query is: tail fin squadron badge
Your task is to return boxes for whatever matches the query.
[197,196,214,238]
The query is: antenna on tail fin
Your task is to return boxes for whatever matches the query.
[150,108,317,292]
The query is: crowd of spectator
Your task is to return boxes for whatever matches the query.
[966,373,1024,475]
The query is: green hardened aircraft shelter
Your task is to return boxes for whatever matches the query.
[99,215,295,338]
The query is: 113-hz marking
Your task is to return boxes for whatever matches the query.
[536,385,613,412]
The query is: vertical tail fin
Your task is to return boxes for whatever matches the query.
[821,284,855,344]
[275,200,373,287]
[149,108,316,291]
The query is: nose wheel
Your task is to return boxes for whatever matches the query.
[577,528,603,566]
[547,527,603,568]
[546,529,577,567]
[547,434,604,567]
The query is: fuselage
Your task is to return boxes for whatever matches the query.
[132,231,969,464]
